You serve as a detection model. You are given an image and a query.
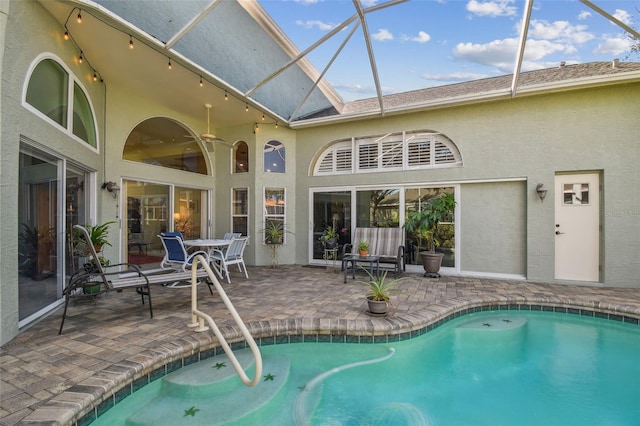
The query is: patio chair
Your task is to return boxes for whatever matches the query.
[209,237,249,283]
[223,232,242,240]
[59,224,152,334]
[158,232,213,292]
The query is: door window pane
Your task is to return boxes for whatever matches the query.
[312,191,351,260]
[18,146,61,321]
[124,181,170,269]
[355,189,400,228]
[404,187,455,267]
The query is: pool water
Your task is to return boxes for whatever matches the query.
[93,311,640,425]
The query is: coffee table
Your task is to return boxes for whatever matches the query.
[342,255,380,283]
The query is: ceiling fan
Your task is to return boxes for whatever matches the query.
[184,103,231,151]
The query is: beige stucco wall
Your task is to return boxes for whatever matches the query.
[0,0,108,345]
[1,0,638,346]
[293,82,640,287]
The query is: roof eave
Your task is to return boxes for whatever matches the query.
[290,71,640,129]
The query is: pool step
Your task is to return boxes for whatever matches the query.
[125,351,290,426]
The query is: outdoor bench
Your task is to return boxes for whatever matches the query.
[342,227,405,276]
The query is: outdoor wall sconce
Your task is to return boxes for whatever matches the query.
[102,181,120,199]
[536,183,548,202]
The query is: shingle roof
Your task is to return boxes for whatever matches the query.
[297,61,640,122]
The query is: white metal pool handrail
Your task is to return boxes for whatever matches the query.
[190,255,262,387]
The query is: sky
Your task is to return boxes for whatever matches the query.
[257,0,640,101]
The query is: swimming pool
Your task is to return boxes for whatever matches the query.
[92,310,639,425]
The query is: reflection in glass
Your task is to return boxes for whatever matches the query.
[404,187,455,268]
[18,146,62,321]
[123,117,207,174]
[264,140,285,173]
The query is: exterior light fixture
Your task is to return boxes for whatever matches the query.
[64,30,69,40]
[536,183,548,202]
[102,181,120,199]
[129,35,134,49]
[78,50,83,63]
[77,10,82,23]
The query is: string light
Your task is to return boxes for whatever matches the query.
[224,91,228,101]
[93,70,98,81]
[262,114,265,121]
[129,35,134,49]
[245,104,249,112]
[168,58,172,69]
[78,50,83,63]
[275,121,278,128]
[77,10,82,23]
[199,76,203,87]
[64,31,69,40]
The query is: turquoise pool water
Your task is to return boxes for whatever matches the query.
[93,311,640,425]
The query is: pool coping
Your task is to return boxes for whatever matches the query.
[20,294,640,426]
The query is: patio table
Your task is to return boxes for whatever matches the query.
[342,255,380,283]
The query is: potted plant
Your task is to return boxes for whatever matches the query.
[18,223,54,280]
[319,225,345,249]
[358,240,370,256]
[260,221,293,268]
[73,221,115,254]
[403,192,456,277]
[358,269,401,315]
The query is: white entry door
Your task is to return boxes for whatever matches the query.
[554,173,600,281]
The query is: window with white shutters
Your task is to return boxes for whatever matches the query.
[313,130,461,175]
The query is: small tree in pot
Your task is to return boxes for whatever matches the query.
[403,193,456,277]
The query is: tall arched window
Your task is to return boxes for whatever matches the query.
[234,141,249,173]
[123,117,208,174]
[264,140,285,173]
[25,57,97,148]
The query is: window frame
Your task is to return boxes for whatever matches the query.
[23,54,99,153]
[312,130,462,176]
[231,187,249,236]
[263,187,286,244]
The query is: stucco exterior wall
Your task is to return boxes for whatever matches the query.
[0,1,107,345]
[293,82,640,287]
[460,182,527,276]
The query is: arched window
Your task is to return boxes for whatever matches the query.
[264,140,285,173]
[123,117,208,174]
[25,57,97,148]
[234,141,249,173]
[312,130,462,175]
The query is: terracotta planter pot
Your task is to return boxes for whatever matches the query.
[420,251,444,277]
[359,250,369,256]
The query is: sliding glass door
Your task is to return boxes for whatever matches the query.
[124,180,209,269]
[18,144,90,324]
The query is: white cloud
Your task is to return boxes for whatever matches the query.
[452,38,570,72]
[293,0,319,4]
[331,82,394,98]
[402,31,431,43]
[359,0,379,7]
[613,9,632,26]
[372,28,394,41]
[420,72,489,82]
[466,0,517,17]
[593,36,633,55]
[578,11,591,20]
[527,20,595,44]
[295,19,335,31]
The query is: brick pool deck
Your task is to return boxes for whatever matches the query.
[1,265,639,425]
